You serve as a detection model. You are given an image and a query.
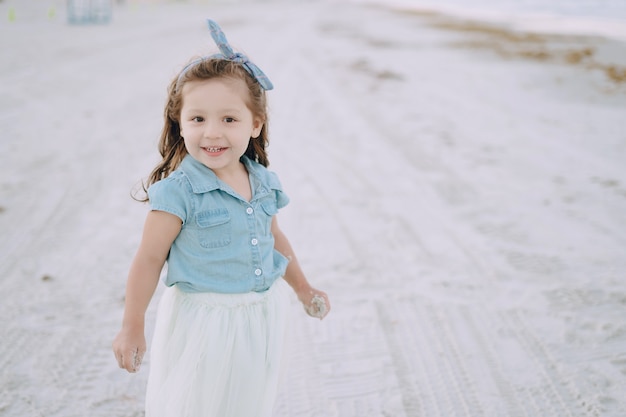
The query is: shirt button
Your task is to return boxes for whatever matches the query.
[254,269,262,276]
[251,238,258,246]
[246,207,254,214]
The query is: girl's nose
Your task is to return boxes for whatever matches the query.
[203,120,222,138]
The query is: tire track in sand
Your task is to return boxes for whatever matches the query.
[271,27,497,414]
[271,28,495,417]
[269,7,601,416]
[377,297,597,417]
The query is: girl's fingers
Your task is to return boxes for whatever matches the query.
[304,293,329,319]
[116,347,144,373]
[115,353,124,369]
[132,349,144,372]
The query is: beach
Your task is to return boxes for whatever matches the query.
[1,0,625,416]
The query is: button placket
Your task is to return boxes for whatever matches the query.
[245,202,264,286]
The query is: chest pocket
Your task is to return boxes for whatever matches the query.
[260,199,278,235]
[196,208,231,248]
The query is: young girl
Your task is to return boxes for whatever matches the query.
[112,19,330,417]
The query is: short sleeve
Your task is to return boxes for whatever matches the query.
[147,175,192,224]
[275,188,289,210]
[267,171,290,210]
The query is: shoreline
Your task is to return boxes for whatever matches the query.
[350,0,626,42]
[353,0,626,86]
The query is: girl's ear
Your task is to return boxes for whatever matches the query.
[251,118,263,139]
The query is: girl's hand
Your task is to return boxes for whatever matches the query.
[297,287,331,320]
[112,326,146,373]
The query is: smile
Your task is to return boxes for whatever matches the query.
[204,147,226,153]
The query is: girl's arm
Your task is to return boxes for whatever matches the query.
[112,210,182,373]
[272,216,330,319]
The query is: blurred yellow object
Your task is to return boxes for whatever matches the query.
[8,7,15,22]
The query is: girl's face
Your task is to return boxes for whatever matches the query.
[179,78,263,177]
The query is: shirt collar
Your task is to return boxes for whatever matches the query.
[180,154,221,194]
[180,154,274,199]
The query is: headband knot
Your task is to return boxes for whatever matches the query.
[176,19,273,91]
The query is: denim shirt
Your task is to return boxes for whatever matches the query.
[147,154,290,293]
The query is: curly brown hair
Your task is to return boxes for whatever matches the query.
[135,58,270,202]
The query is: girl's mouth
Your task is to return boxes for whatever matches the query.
[203,147,227,154]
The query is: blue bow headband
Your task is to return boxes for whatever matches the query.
[175,19,274,91]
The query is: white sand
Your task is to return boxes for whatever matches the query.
[1,0,625,416]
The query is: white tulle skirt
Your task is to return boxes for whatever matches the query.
[145,278,290,417]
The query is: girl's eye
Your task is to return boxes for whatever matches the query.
[192,116,204,122]
[224,117,236,123]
